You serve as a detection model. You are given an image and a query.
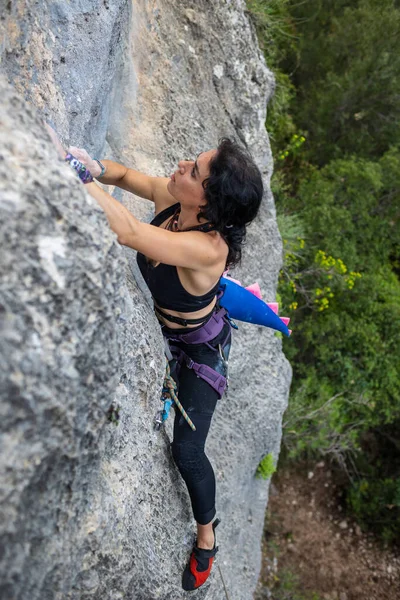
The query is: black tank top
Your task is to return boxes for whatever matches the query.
[136,203,221,312]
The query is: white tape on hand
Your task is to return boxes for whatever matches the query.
[68,146,101,177]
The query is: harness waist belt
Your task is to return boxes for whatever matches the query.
[155,305,216,327]
[163,307,227,344]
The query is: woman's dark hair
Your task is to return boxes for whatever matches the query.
[199,138,263,267]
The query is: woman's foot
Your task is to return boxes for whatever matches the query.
[182,519,220,591]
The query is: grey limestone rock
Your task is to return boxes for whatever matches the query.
[0,1,291,599]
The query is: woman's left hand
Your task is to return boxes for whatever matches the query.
[68,146,102,178]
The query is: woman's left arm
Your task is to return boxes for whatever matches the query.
[86,182,218,270]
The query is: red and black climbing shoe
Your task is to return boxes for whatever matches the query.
[182,518,220,591]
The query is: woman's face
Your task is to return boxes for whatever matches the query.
[167,149,216,207]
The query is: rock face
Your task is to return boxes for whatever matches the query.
[0,2,291,599]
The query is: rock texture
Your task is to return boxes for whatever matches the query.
[0,1,291,599]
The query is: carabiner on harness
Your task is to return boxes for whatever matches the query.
[153,397,174,431]
[154,360,197,432]
[218,343,229,389]
[225,313,239,330]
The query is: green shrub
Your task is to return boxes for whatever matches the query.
[248,0,400,545]
[347,476,400,544]
[256,453,277,480]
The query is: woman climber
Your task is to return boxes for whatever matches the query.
[49,127,263,591]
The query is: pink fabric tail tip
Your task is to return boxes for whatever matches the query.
[288,329,292,335]
[281,317,290,326]
[245,282,262,299]
[267,302,279,314]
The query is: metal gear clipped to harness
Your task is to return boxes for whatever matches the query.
[154,361,196,432]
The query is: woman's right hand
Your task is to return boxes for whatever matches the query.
[68,146,102,178]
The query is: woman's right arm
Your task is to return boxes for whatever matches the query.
[99,159,174,205]
[69,147,176,210]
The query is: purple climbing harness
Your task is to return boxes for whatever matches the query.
[162,306,231,399]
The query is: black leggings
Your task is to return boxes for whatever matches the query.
[168,322,231,525]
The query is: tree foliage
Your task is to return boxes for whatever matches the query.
[247,0,400,542]
[286,0,400,164]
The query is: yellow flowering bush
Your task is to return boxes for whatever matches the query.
[279,236,362,316]
[278,133,306,161]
